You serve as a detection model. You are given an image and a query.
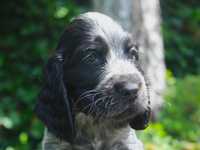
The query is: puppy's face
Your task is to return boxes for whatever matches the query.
[62,12,151,129]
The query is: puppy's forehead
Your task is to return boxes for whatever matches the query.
[75,12,128,48]
[78,12,123,32]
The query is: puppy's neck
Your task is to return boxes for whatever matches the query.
[43,113,143,150]
[74,113,143,149]
[75,112,121,140]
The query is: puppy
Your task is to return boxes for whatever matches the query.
[35,12,151,150]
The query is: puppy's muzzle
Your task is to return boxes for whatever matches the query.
[113,81,140,98]
[108,74,142,100]
[107,74,151,129]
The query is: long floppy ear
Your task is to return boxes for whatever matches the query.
[34,53,75,142]
[129,107,151,130]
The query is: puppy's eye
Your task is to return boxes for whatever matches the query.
[88,53,99,64]
[83,51,100,64]
[128,47,139,61]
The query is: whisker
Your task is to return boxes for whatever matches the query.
[110,97,115,106]
[87,95,108,116]
[87,93,99,115]
[94,95,107,106]
[76,93,97,104]
[75,90,100,104]
[105,96,116,118]
[78,89,98,98]
[79,92,102,113]
[81,103,93,112]
[87,94,106,114]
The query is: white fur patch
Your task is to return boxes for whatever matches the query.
[100,49,149,108]
[106,51,136,75]
[104,49,145,87]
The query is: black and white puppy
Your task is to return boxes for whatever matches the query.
[35,12,151,150]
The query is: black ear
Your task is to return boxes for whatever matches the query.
[34,53,75,142]
[129,107,151,130]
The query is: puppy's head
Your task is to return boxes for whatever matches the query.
[35,12,151,142]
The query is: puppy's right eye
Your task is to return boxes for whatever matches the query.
[87,52,99,64]
[83,50,100,65]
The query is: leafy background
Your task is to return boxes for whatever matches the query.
[0,0,199,149]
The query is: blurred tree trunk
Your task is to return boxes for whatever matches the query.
[93,0,166,119]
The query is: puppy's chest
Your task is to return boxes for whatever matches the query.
[43,127,142,150]
[73,114,128,149]
[71,113,141,150]
[72,136,130,150]
[72,127,140,150]
[43,113,143,150]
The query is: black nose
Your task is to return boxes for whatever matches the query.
[114,81,140,97]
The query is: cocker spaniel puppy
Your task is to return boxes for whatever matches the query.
[35,12,151,150]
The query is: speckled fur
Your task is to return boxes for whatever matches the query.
[35,12,151,150]
[42,113,144,150]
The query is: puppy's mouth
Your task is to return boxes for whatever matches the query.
[112,103,151,124]
[104,98,151,130]
[75,89,151,130]
[76,95,133,119]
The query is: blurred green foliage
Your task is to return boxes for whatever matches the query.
[139,74,200,150]
[0,0,199,149]
[161,0,200,77]
[162,74,200,142]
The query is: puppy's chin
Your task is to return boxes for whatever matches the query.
[75,92,151,130]
[129,107,151,130]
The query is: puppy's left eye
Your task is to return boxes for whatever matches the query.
[128,47,139,61]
